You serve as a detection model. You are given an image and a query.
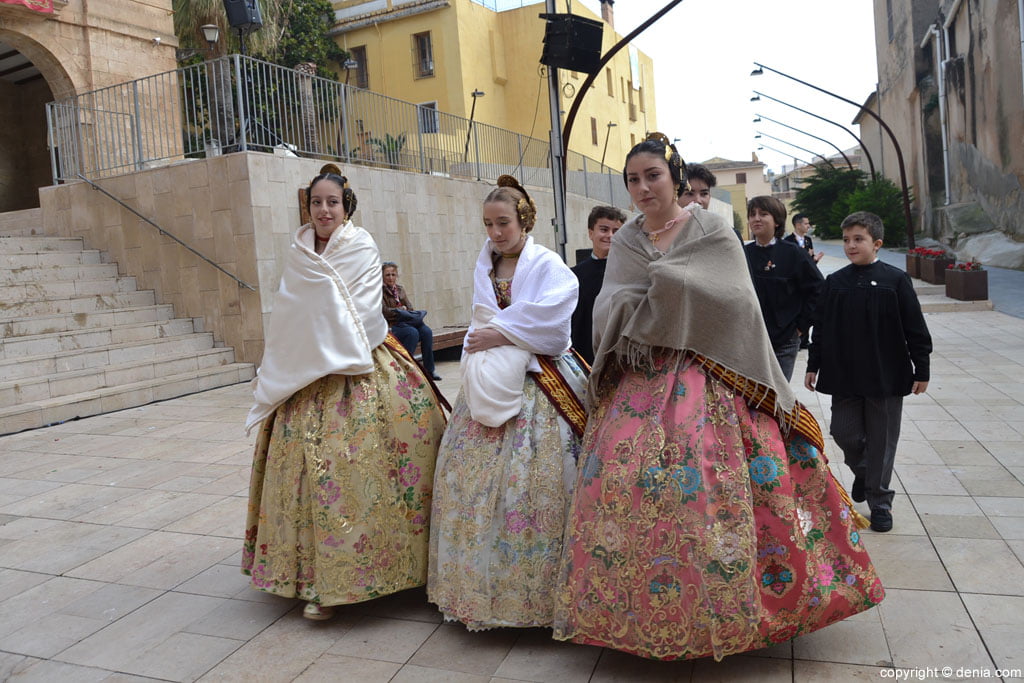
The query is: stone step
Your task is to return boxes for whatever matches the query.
[1,249,103,267]
[0,290,157,319]
[912,281,946,296]
[0,332,217,381]
[0,318,197,361]
[0,236,85,252]
[918,294,995,313]
[0,262,119,285]
[0,347,239,409]
[0,276,138,302]
[0,208,42,237]
[0,304,176,338]
[0,363,256,435]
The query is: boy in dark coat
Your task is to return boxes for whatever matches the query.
[571,205,626,365]
[804,211,932,533]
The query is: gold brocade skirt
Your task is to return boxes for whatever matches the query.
[241,343,446,606]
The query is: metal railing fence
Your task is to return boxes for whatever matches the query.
[46,55,631,209]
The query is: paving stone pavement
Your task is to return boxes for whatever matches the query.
[2,252,1023,682]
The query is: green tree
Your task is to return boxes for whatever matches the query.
[840,177,912,247]
[274,0,348,78]
[173,0,283,58]
[790,167,866,239]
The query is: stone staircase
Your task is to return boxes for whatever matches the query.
[0,214,255,435]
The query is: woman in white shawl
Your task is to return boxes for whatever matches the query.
[427,175,587,630]
[242,167,446,621]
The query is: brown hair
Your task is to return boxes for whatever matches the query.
[307,164,358,218]
[588,205,627,230]
[623,132,688,196]
[747,195,787,239]
[484,175,537,232]
[841,211,884,241]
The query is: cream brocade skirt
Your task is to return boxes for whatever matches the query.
[427,352,587,630]
[241,343,446,606]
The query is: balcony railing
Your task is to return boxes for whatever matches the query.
[46,55,630,208]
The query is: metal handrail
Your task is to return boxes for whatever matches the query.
[76,173,257,291]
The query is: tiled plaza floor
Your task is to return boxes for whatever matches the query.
[2,254,1023,682]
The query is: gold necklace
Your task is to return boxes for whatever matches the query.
[643,214,685,243]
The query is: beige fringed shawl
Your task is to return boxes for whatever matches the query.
[590,207,798,428]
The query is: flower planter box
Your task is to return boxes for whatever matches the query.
[945,269,988,301]
[905,253,921,278]
[920,257,954,284]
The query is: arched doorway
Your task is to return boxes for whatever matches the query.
[0,30,74,211]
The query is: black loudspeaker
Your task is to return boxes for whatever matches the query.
[539,13,603,75]
[223,0,264,36]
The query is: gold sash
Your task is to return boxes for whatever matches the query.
[531,353,587,439]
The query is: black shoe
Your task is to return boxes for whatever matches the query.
[870,509,893,533]
[851,475,866,503]
[431,373,442,381]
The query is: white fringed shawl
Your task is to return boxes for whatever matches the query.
[246,221,389,432]
[460,236,578,426]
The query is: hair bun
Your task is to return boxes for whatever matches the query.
[320,163,342,176]
[492,175,537,232]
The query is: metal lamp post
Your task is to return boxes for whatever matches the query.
[463,89,485,178]
[751,92,874,178]
[752,62,915,248]
[757,144,812,169]
[600,121,618,170]
[754,114,853,170]
[755,132,834,169]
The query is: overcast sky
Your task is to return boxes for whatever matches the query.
[574,0,880,175]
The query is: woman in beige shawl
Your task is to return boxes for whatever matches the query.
[242,168,446,620]
[553,135,883,660]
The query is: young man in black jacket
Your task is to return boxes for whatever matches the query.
[743,196,823,381]
[571,205,626,365]
[804,211,932,533]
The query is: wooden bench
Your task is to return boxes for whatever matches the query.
[434,326,469,350]
[411,325,468,359]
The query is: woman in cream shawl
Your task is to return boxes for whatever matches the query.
[427,176,587,630]
[242,168,446,621]
[553,135,883,660]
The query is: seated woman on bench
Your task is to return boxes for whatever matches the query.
[382,261,440,380]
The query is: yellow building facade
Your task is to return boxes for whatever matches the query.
[328,0,656,170]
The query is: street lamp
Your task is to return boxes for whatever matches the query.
[757,144,812,169]
[200,24,221,53]
[752,61,915,248]
[463,89,485,174]
[600,121,618,169]
[175,24,221,61]
[753,91,874,178]
[756,131,835,169]
[754,113,853,170]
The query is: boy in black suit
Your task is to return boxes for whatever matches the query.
[785,213,824,264]
[804,211,932,533]
[571,206,626,365]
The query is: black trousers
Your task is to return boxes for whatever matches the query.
[829,395,903,512]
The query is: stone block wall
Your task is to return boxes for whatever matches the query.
[40,151,617,366]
